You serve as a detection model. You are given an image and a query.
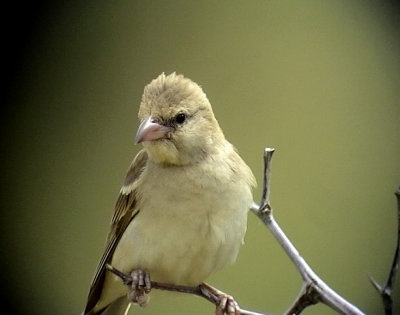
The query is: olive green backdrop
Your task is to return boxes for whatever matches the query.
[2,1,399,314]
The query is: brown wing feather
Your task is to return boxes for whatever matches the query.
[84,150,148,314]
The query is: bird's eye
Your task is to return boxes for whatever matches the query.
[175,112,186,124]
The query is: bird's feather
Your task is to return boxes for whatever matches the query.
[82,73,255,315]
[84,150,148,314]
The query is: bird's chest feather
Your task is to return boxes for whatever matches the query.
[112,161,250,285]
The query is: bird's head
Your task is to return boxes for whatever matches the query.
[135,73,225,166]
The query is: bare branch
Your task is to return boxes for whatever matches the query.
[251,148,365,315]
[106,264,267,315]
[259,148,275,213]
[103,148,396,315]
[285,283,319,315]
[369,186,400,315]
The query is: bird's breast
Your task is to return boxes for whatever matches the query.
[112,159,252,286]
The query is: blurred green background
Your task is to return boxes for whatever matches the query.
[1,1,399,314]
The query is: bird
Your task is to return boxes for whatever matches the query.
[83,72,256,315]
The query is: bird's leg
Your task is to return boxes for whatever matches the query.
[216,295,240,315]
[126,269,151,307]
[200,282,241,315]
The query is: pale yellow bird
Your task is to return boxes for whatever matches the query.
[83,73,255,315]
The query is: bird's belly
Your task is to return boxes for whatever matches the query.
[111,199,246,286]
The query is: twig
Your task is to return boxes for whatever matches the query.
[369,186,400,315]
[259,148,274,214]
[106,264,267,315]
[285,283,319,314]
[250,148,365,315]
[104,148,388,315]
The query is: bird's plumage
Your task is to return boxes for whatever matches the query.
[84,150,147,315]
[83,73,255,315]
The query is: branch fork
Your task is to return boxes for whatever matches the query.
[368,186,400,315]
[106,264,265,315]
[106,148,398,314]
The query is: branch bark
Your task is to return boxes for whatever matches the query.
[250,148,365,315]
[106,264,266,315]
[369,186,400,315]
[105,148,398,314]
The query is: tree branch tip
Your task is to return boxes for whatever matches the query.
[106,263,118,274]
[264,148,275,159]
[368,274,382,293]
[395,186,400,198]
[106,264,133,284]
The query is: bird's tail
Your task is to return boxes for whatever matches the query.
[83,297,131,315]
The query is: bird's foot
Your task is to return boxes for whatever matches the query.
[200,283,241,315]
[126,269,151,307]
[215,294,240,315]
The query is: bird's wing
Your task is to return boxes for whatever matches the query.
[84,149,148,314]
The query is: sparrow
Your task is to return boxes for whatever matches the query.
[83,73,256,315]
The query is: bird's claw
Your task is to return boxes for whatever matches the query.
[127,269,151,307]
[215,294,240,315]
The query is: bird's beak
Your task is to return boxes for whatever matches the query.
[135,116,172,144]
